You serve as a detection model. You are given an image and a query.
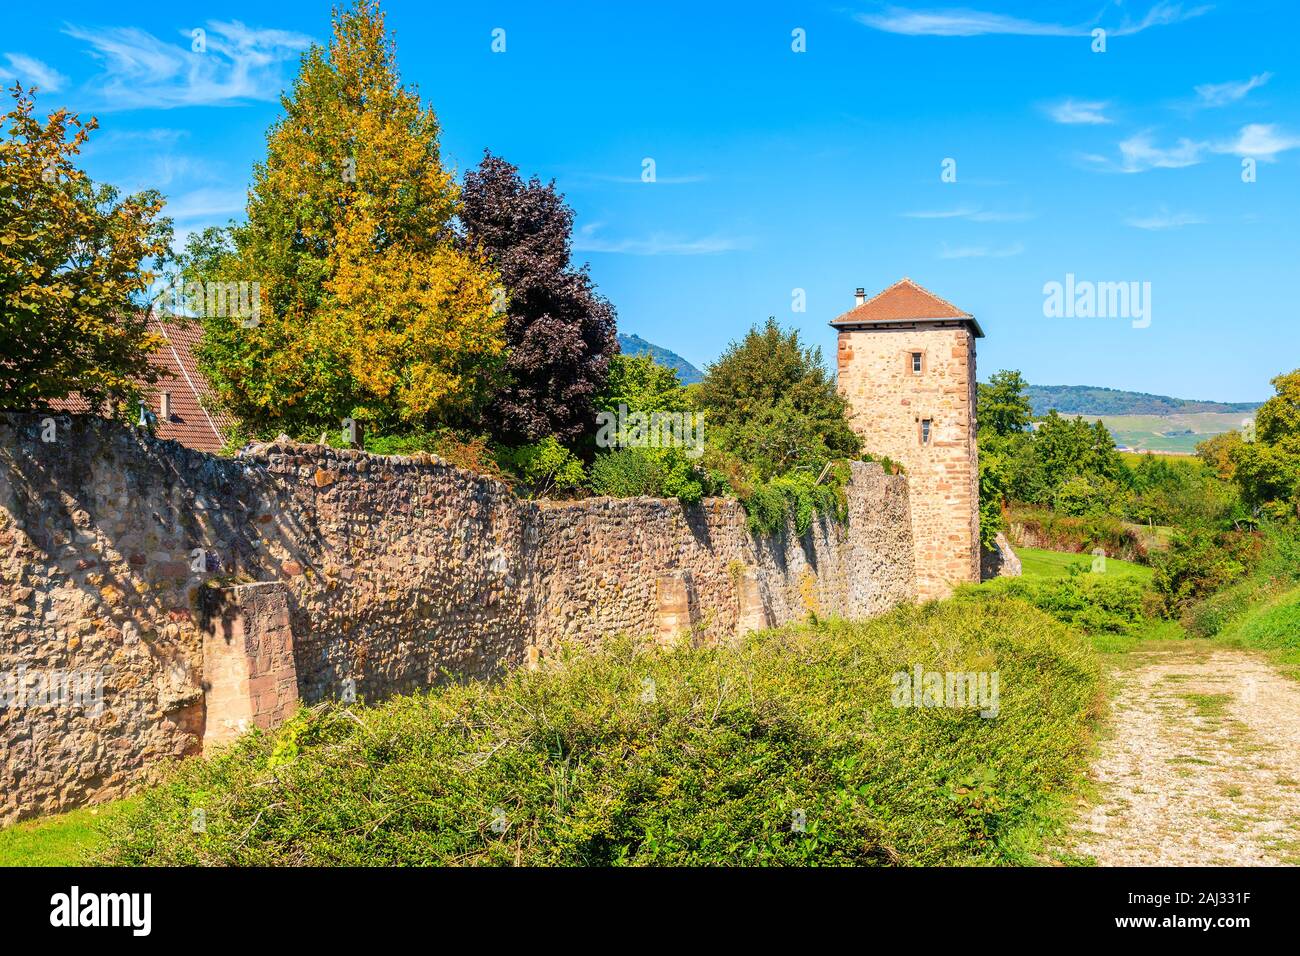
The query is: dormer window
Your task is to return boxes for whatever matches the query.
[910,352,923,374]
[160,391,172,420]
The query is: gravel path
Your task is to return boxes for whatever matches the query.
[1071,642,1300,866]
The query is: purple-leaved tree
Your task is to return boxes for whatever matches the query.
[460,151,618,447]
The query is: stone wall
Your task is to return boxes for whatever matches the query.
[836,323,980,599]
[0,412,914,824]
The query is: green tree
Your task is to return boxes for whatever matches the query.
[0,85,170,415]
[977,369,1033,437]
[188,1,503,438]
[587,353,711,503]
[695,318,861,484]
[978,452,1007,548]
[1196,430,1245,482]
[1232,369,1300,518]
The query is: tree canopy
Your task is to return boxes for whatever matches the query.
[187,1,504,438]
[0,85,170,415]
[977,369,1033,437]
[459,151,616,446]
[1231,369,1300,518]
[695,318,862,484]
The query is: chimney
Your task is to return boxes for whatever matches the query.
[854,287,866,307]
[160,391,172,420]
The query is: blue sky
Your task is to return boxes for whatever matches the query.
[5,0,1297,401]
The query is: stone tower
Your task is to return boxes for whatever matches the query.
[831,278,982,600]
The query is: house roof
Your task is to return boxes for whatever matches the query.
[830,277,984,337]
[46,312,235,454]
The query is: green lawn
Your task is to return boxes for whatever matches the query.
[1015,546,1153,584]
[0,799,134,867]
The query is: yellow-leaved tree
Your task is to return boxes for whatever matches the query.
[188,0,503,437]
[0,85,170,415]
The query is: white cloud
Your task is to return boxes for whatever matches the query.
[1195,72,1272,107]
[938,241,1024,259]
[1126,209,1205,229]
[855,2,1209,37]
[1085,131,1208,172]
[1046,99,1111,125]
[0,53,69,93]
[1213,123,1300,160]
[1087,123,1300,172]
[1110,1,1214,36]
[856,8,1079,36]
[903,205,1032,222]
[1120,132,1206,170]
[573,223,748,256]
[163,187,246,221]
[63,20,311,109]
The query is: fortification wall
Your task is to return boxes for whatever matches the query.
[0,412,914,823]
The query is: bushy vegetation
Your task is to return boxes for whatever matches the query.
[1217,587,1300,674]
[586,352,715,503]
[1,85,170,416]
[1229,369,1300,520]
[957,573,1148,637]
[741,465,850,535]
[98,600,1099,867]
[494,437,588,499]
[695,318,862,485]
[1006,504,1146,563]
[980,369,1251,560]
[1179,524,1300,637]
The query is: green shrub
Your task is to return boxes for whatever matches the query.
[1008,504,1146,563]
[1181,523,1300,636]
[1149,527,1262,616]
[1220,586,1300,652]
[588,447,708,504]
[494,436,587,498]
[742,466,848,536]
[957,572,1147,636]
[98,599,1099,867]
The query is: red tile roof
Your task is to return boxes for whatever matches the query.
[45,312,235,454]
[831,277,983,337]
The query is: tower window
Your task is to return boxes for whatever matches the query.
[920,419,932,445]
[910,352,923,373]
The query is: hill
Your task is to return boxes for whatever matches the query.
[617,333,703,384]
[1026,385,1260,417]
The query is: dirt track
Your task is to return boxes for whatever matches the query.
[1071,642,1300,866]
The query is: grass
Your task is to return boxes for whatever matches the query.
[1216,584,1300,678]
[95,598,1100,867]
[966,545,1178,657]
[1180,693,1232,719]
[1015,546,1153,584]
[1178,525,1300,677]
[0,799,136,867]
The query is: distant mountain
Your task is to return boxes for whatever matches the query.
[1025,385,1262,417]
[616,333,704,385]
